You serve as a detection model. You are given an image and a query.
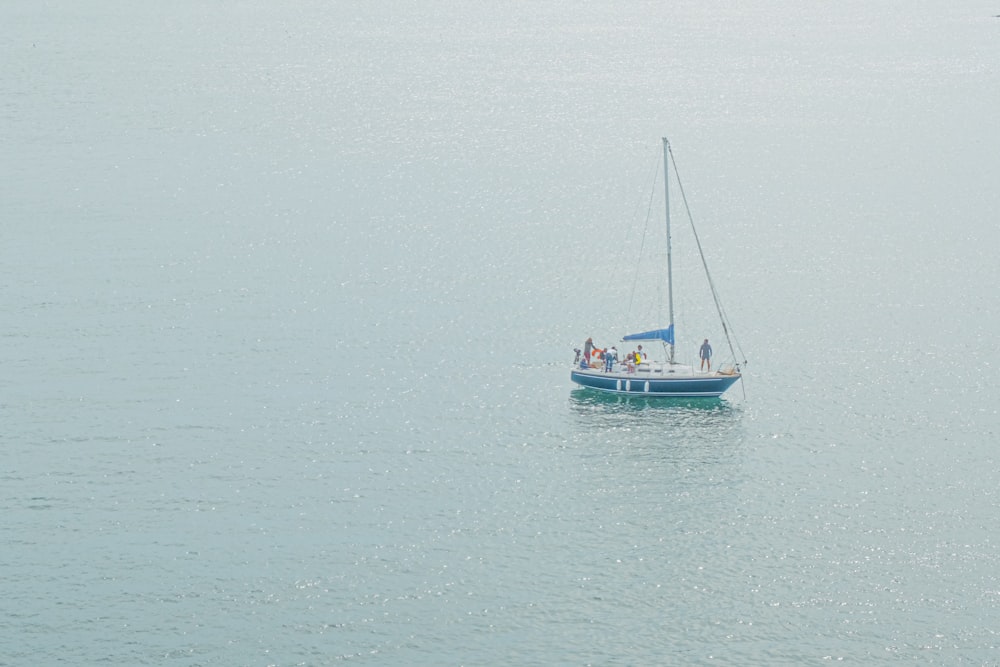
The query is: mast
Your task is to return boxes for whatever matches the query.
[663,137,675,364]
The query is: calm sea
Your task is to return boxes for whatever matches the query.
[3,1,1000,664]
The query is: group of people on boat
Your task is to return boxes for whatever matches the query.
[574,337,650,373]
[574,336,715,372]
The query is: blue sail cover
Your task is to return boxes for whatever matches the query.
[623,325,674,345]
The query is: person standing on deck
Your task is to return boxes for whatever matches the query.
[699,339,713,371]
[583,337,596,364]
[605,346,617,372]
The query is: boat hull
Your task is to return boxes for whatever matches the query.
[570,368,740,398]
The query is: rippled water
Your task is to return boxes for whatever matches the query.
[3,1,1000,664]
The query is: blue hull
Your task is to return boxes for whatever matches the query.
[570,369,740,398]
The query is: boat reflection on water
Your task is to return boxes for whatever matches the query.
[569,387,736,412]
[567,389,746,465]
[569,386,744,428]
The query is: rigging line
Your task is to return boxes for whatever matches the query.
[703,265,748,367]
[666,144,745,373]
[625,152,661,250]
[625,149,662,325]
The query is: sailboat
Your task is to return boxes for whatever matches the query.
[570,137,745,398]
